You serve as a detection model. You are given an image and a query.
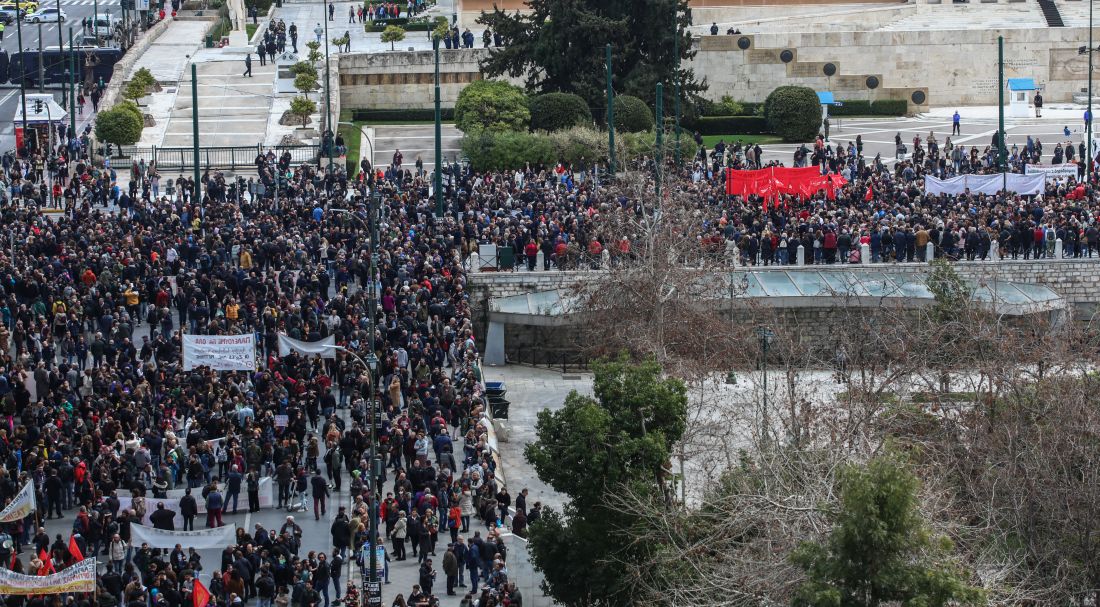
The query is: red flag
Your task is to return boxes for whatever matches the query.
[864,185,873,202]
[37,548,54,574]
[193,579,212,607]
[68,536,83,562]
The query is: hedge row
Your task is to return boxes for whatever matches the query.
[686,116,770,135]
[828,99,907,117]
[462,126,696,172]
[365,18,436,32]
[349,108,455,122]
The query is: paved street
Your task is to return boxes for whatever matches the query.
[371,123,462,169]
[0,0,123,150]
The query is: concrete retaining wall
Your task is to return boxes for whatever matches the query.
[337,48,491,110]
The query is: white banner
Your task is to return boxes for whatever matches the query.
[278,334,336,358]
[0,481,36,522]
[118,477,273,527]
[130,524,237,550]
[0,557,96,595]
[1025,163,1079,180]
[182,334,256,371]
[924,173,1046,196]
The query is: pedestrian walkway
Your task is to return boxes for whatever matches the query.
[271,0,465,56]
[371,123,462,168]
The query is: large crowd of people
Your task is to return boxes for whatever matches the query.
[0,138,541,607]
[0,112,1098,607]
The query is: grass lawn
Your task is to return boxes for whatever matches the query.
[338,121,365,177]
[702,134,784,147]
[361,119,456,126]
[246,24,257,39]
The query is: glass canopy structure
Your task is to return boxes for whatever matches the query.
[482,270,1067,365]
[488,271,1066,320]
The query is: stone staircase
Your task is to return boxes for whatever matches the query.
[879,1,1045,30]
[1038,0,1066,26]
[1055,0,1092,27]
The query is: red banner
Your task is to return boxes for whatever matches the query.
[725,167,848,202]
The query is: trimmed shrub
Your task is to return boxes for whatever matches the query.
[829,99,907,117]
[546,126,607,166]
[763,85,821,142]
[95,105,143,148]
[462,130,555,171]
[613,95,653,133]
[691,116,770,135]
[349,108,455,121]
[529,92,593,133]
[454,79,530,133]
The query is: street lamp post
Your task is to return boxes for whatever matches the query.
[16,10,29,154]
[322,0,333,171]
[1090,0,1094,186]
[756,327,774,445]
[324,189,382,607]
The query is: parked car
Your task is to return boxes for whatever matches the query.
[0,7,18,23]
[24,6,63,21]
[0,0,36,13]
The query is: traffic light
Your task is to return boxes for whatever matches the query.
[33,99,43,114]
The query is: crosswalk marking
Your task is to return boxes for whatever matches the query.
[55,0,122,6]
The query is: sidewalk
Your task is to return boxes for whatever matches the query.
[272,0,468,56]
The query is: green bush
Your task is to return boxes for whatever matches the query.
[546,126,607,166]
[618,130,695,164]
[95,105,144,148]
[117,101,143,124]
[828,99,907,117]
[462,130,555,171]
[349,108,455,121]
[289,96,316,126]
[454,79,530,133]
[613,95,653,133]
[763,85,821,143]
[529,92,593,133]
[690,116,770,135]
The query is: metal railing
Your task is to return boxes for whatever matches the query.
[510,345,590,373]
[111,144,320,171]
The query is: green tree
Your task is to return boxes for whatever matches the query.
[294,71,319,96]
[477,0,704,115]
[381,24,406,51]
[95,105,144,151]
[612,94,652,133]
[528,92,593,132]
[132,67,157,90]
[454,79,530,133]
[122,79,147,103]
[764,85,821,142]
[525,356,688,606]
[288,96,316,126]
[792,455,982,607]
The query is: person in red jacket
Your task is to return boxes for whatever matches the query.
[524,240,538,271]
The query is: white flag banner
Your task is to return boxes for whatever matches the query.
[182,334,256,371]
[1025,163,1079,180]
[924,173,1046,196]
[278,334,337,358]
[130,524,237,550]
[0,481,36,522]
[118,477,274,526]
[0,557,96,595]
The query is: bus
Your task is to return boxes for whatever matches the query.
[7,46,122,87]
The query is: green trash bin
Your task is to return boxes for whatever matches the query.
[205,34,214,48]
[498,246,515,270]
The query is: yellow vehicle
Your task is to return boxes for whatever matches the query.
[0,0,37,13]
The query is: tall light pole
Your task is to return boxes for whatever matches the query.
[56,0,64,106]
[323,0,333,171]
[16,10,28,154]
[655,81,663,199]
[757,327,774,445]
[326,188,382,607]
[673,7,681,168]
[1089,0,1094,186]
[433,36,442,217]
[606,44,615,177]
[68,27,75,137]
